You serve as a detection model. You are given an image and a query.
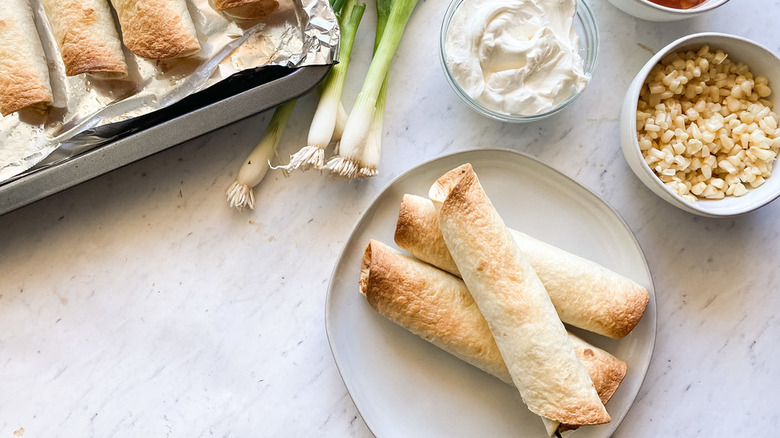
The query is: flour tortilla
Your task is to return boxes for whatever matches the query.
[213,0,279,20]
[0,0,53,116]
[429,163,610,426]
[395,193,649,339]
[111,0,201,59]
[41,0,128,77]
[359,239,627,410]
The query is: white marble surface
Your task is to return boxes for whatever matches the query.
[2,0,780,437]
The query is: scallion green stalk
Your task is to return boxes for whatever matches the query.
[226,99,296,210]
[284,0,365,171]
[326,0,418,178]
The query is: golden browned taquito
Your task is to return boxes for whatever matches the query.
[395,193,649,339]
[110,0,201,59]
[213,0,279,19]
[0,0,53,116]
[217,0,279,20]
[360,240,626,434]
[41,0,128,77]
[429,164,610,427]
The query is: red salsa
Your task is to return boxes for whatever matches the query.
[648,0,706,8]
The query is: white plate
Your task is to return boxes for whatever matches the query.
[326,149,656,437]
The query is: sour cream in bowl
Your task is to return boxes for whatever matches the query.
[439,0,598,122]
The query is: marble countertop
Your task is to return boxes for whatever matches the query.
[2,1,779,436]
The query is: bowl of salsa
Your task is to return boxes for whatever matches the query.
[607,0,728,21]
[647,0,705,9]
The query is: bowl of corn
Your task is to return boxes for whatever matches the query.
[620,32,780,217]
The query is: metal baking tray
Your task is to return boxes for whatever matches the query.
[0,64,330,216]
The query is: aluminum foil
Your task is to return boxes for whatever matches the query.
[0,0,338,183]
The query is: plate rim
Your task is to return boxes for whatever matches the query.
[325,148,657,437]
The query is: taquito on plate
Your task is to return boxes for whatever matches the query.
[41,0,128,77]
[359,239,627,434]
[0,0,54,116]
[111,0,201,59]
[429,163,610,426]
[395,193,649,339]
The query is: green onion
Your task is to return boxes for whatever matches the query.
[355,79,387,177]
[333,101,349,142]
[284,0,365,171]
[357,0,390,177]
[326,0,418,178]
[226,99,296,210]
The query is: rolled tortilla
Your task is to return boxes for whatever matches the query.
[41,0,128,77]
[110,0,201,59]
[429,163,610,426]
[360,240,626,434]
[213,0,279,17]
[216,0,279,20]
[0,0,53,116]
[395,193,649,339]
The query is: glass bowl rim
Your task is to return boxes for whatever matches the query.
[438,0,600,123]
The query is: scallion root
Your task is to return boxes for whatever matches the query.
[226,181,255,210]
[325,156,360,178]
[285,145,326,171]
[358,166,378,178]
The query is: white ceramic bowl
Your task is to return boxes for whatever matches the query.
[620,32,780,217]
[607,0,729,21]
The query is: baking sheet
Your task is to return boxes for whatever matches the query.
[0,64,330,216]
[0,0,338,183]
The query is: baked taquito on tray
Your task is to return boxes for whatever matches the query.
[216,0,279,20]
[213,0,279,17]
[395,193,649,339]
[359,239,627,434]
[0,0,54,116]
[41,0,128,77]
[111,0,201,59]
[428,164,610,427]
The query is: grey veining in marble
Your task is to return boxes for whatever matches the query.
[1,0,779,437]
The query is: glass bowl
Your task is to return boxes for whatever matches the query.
[439,0,599,123]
